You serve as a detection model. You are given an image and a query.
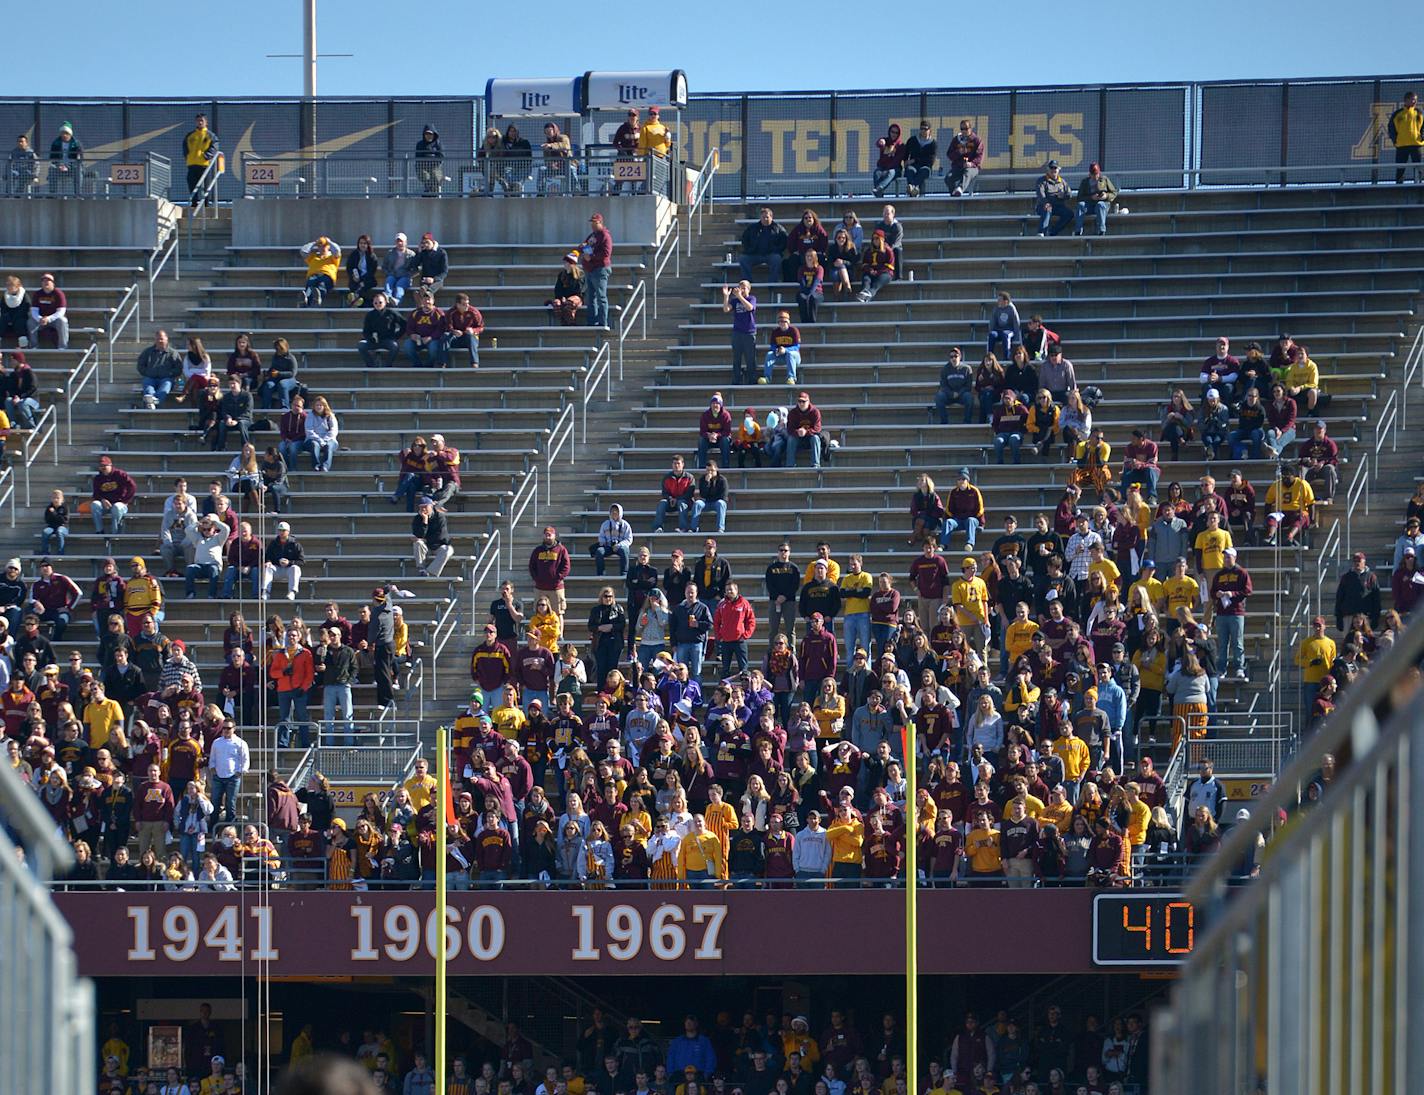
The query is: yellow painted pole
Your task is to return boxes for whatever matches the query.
[905,731,918,1095]
[435,725,449,1095]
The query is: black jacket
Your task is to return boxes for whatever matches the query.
[905,136,938,170]
[318,643,359,686]
[741,221,788,255]
[415,130,443,160]
[265,536,304,566]
[363,307,406,342]
[764,559,801,602]
[414,247,449,281]
[219,389,253,423]
[412,510,450,548]
[0,293,30,340]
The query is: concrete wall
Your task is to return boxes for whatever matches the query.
[0,198,178,248]
[232,195,669,247]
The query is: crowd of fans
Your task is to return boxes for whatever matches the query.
[96,1001,1154,1095]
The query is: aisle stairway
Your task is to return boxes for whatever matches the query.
[547,184,1424,786]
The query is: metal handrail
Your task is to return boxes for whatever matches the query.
[0,466,15,529]
[429,596,461,697]
[545,403,574,505]
[581,342,612,443]
[105,282,141,381]
[465,529,503,637]
[508,466,538,568]
[689,146,720,246]
[652,216,680,319]
[1401,323,1424,430]
[617,280,647,381]
[1375,385,1399,456]
[21,403,57,507]
[147,228,180,322]
[60,340,100,444]
[1342,451,1370,558]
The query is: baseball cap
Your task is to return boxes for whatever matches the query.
[1223,547,1237,558]
[1046,159,1059,168]
[811,612,824,623]
[372,586,388,599]
[416,495,433,507]
[1111,642,1125,653]
[1141,559,1156,568]
[1206,388,1220,400]
[276,521,291,531]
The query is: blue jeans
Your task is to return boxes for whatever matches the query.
[691,499,726,532]
[697,435,731,468]
[212,775,240,823]
[585,266,611,327]
[987,330,1017,358]
[258,378,298,409]
[871,167,898,194]
[141,378,173,405]
[221,565,262,599]
[843,612,870,660]
[936,387,974,424]
[652,498,692,532]
[184,562,220,597]
[1121,467,1160,499]
[738,252,781,282]
[590,542,629,575]
[303,274,333,306]
[764,348,799,383]
[179,832,204,872]
[42,608,70,642]
[1265,426,1296,457]
[1074,200,1110,235]
[675,640,705,682]
[277,691,310,747]
[439,333,480,367]
[994,433,1023,464]
[384,274,411,303]
[1229,428,1263,461]
[40,526,67,555]
[279,440,302,468]
[870,622,897,657]
[786,432,822,468]
[401,337,437,367]
[92,501,128,534]
[1037,200,1073,236]
[941,516,979,549]
[1215,613,1245,676]
[324,682,355,745]
[767,434,787,466]
[305,438,338,471]
[390,472,424,511]
[905,165,931,191]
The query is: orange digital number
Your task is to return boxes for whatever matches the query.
[1165,901,1195,954]
[1121,902,1152,952]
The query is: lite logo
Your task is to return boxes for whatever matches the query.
[618,84,651,104]
[522,91,552,111]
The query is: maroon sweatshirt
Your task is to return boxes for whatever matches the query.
[133,777,175,823]
[909,554,951,599]
[528,542,572,592]
[92,468,136,506]
[798,627,838,681]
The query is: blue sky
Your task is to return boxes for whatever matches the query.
[4,0,1419,97]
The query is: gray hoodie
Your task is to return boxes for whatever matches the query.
[1147,517,1190,569]
[791,825,830,875]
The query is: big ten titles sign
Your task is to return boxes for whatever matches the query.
[682,113,1087,178]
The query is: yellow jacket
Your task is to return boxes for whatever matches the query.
[1266,478,1315,514]
[638,120,672,157]
[1286,357,1320,392]
[1391,105,1424,148]
[676,830,726,878]
[184,126,218,167]
[827,817,865,863]
[1026,403,1059,435]
[530,610,562,652]
[1295,635,1338,683]
[124,573,163,617]
[1005,619,1040,661]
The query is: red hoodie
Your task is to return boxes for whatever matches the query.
[712,595,756,642]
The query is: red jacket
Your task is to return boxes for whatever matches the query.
[444,305,484,337]
[712,595,757,642]
[269,647,314,693]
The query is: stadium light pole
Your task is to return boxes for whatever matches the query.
[435,724,450,1095]
[905,730,918,1095]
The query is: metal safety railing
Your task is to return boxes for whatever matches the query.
[105,282,141,381]
[0,762,95,1095]
[146,224,180,322]
[616,280,646,381]
[651,214,680,319]
[687,146,719,250]
[581,341,612,444]
[59,339,100,444]
[20,402,57,507]
[240,150,673,200]
[429,592,463,698]
[465,529,503,638]
[0,466,15,528]
[1156,611,1424,1094]
[546,403,574,505]
[507,466,538,568]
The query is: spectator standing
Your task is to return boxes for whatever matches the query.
[133,763,174,860]
[318,626,359,745]
[670,584,713,681]
[1034,161,1073,237]
[713,582,756,677]
[271,625,315,746]
[581,213,613,328]
[944,119,983,196]
[1389,90,1423,184]
[529,526,572,616]
[1208,547,1252,680]
[723,281,758,386]
[1334,552,1381,632]
[416,124,444,194]
[370,586,398,713]
[1073,163,1118,236]
[182,113,219,208]
[207,721,250,825]
[47,121,82,195]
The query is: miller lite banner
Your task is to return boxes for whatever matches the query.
[485,76,584,118]
[583,70,688,112]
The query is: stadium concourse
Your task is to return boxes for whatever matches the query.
[2,90,1423,1095]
